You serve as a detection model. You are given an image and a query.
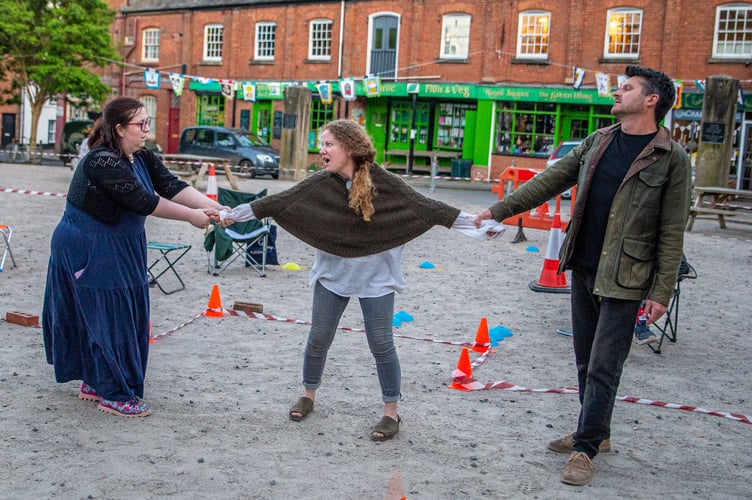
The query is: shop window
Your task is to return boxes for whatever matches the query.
[204,24,224,62]
[389,101,429,148]
[436,103,475,149]
[196,95,225,126]
[255,22,276,61]
[142,29,160,62]
[517,11,550,59]
[440,13,471,59]
[494,102,556,156]
[309,19,333,60]
[604,8,642,58]
[713,4,752,58]
[309,99,336,150]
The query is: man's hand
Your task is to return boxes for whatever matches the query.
[643,299,667,326]
[474,209,493,228]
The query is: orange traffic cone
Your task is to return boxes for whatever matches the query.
[149,321,156,344]
[449,347,473,390]
[204,284,225,317]
[472,317,490,353]
[206,164,218,201]
[529,212,570,293]
[384,469,406,500]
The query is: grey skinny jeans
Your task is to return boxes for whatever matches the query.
[302,281,401,402]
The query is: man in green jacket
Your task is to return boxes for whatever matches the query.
[475,66,692,486]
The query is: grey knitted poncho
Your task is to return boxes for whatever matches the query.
[251,165,460,258]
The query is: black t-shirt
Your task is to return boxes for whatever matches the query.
[571,130,657,273]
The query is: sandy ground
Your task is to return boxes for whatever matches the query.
[0,162,750,500]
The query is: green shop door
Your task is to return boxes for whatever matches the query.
[559,112,590,142]
[366,98,389,164]
[252,101,273,143]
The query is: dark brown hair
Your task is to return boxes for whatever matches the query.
[88,97,144,158]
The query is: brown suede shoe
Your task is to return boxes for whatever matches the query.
[561,451,594,486]
[547,432,611,454]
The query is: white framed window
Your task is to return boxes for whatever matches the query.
[140,96,157,139]
[204,24,224,62]
[517,10,550,59]
[604,8,642,58]
[255,22,276,60]
[713,4,752,58]
[309,19,332,60]
[142,28,160,62]
[47,119,56,144]
[440,13,471,59]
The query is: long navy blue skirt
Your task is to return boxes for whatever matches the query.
[42,203,150,401]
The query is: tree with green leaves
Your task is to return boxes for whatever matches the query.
[0,0,120,156]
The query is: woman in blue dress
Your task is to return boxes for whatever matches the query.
[43,97,223,417]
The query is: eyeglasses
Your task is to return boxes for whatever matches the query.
[127,118,151,132]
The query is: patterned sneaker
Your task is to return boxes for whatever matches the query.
[79,382,100,402]
[98,396,152,418]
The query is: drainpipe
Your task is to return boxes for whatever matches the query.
[337,1,345,78]
[120,14,138,95]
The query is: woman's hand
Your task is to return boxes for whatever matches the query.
[187,208,213,229]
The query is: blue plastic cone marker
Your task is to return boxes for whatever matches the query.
[392,317,402,327]
[489,325,513,345]
[419,261,436,269]
[526,246,540,253]
[394,311,414,322]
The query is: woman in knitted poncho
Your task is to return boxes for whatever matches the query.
[225,119,502,440]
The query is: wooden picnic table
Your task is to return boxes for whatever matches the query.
[160,153,238,190]
[686,186,752,230]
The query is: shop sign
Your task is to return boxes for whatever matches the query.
[476,86,612,105]
[420,83,475,98]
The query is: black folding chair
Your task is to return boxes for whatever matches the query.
[649,258,697,354]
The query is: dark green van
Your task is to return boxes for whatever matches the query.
[58,119,162,165]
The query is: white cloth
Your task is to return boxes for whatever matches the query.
[451,211,506,241]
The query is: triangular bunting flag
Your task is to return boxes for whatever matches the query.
[595,72,611,97]
[242,82,256,102]
[738,87,745,106]
[617,74,628,89]
[316,81,333,104]
[572,67,586,90]
[694,79,705,92]
[220,80,234,100]
[364,75,381,97]
[144,68,161,89]
[673,80,683,109]
[339,78,356,101]
[168,73,184,97]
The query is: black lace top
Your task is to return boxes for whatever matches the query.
[66,147,189,224]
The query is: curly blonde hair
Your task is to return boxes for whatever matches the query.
[323,120,377,221]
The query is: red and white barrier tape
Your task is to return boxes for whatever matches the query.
[0,187,67,197]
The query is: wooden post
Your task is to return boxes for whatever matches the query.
[279,86,312,181]
[695,75,739,188]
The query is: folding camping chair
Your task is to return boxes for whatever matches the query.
[648,257,698,354]
[205,187,272,277]
[146,241,192,294]
[0,224,17,272]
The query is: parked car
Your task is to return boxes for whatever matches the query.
[545,140,582,199]
[178,126,280,179]
[59,119,162,165]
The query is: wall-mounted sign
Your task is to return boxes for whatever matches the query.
[700,122,725,144]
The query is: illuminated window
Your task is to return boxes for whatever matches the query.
[309,20,332,60]
[204,24,224,61]
[142,29,160,62]
[440,13,471,59]
[713,4,752,58]
[604,8,642,58]
[517,11,550,59]
[255,22,276,60]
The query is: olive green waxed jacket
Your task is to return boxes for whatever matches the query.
[489,123,692,305]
